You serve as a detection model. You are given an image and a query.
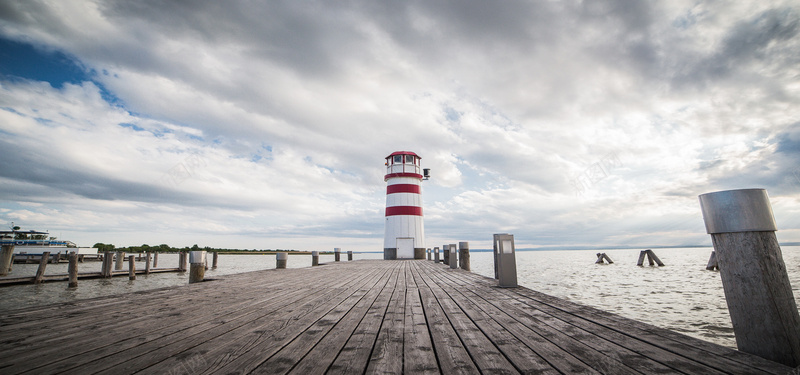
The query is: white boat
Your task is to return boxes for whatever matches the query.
[0,229,96,256]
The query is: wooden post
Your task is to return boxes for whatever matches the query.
[145,252,151,275]
[433,247,440,263]
[212,252,218,269]
[78,254,84,263]
[334,247,341,262]
[115,251,124,270]
[645,250,664,266]
[699,188,800,366]
[449,243,458,269]
[311,251,319,266]
[68,252,78,288]
[0,244,13,276]
[34,251,50,284]
[179,251,188,272]
[102,251,113,277]
[636,250,646,266]
[442,244,450,265]
[458,242,470,271]
[276,252,287,269]
[153,252,159,268]
[189,251,205,283]
[596,253,614,264]
[427,248,431,260]
[128,255,136,280]
[347,251,353,261]
[706,251,718,271]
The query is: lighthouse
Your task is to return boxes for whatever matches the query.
[383,151,428,260]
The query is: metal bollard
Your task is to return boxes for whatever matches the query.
[189,251,206,283]
[494,234,517,287]
[699,188,800,366]
[276,252,288,269]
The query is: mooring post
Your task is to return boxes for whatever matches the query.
[179,251,188,272]
[115,251,124,271]
[212,251,218,269]
[145,252,151,275]
[449,243,458,269]
[68,252,78,288]
[34,251,50,284]
[276,252,287,269]
[645,249,664,266]
[189,251,206,283]
[458,242,470,271]
[312,251,319,266]
[699,188,800,366]
[0,244,13,276]
[153,252,159,268]
[427,248,431,260]
[334,247,341,262]
[102,251,113,277]
[442,244,450,265]
[706,251,718,271]
[494,234,517,287]
[434,247,440,263]
[347,250,353,261]
[128,255,136,280]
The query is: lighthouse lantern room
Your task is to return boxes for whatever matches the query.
[383,151,426,260]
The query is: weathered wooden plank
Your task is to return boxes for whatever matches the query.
[297,264,400,375]
[418,277,481,374]
[361,264,407,375]
[251,267,394,374]
[101,267,388,375]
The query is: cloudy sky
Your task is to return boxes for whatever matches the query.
[1,0,799,251]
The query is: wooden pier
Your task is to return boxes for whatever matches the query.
[0,260,793,374]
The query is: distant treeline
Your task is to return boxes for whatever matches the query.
[92,243,300,253]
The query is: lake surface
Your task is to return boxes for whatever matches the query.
[1,247,798,349]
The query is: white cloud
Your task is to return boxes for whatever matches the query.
[1,0,799,250]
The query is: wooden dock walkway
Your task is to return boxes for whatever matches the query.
[0,260,793,374]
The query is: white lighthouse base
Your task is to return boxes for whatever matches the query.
[383,247,426,260]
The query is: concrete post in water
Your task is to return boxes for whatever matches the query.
[334,247,341,262]
[128,255,136,280]
[115,251,124,271]
[705,251,718,271]
[458,242,470,271]
[347,250,353,261]
[0,244,13,276]
[153,252,159,268]
[312,251,319,266]
[68,252,78,288]
[34,251,50,284]
[442,244,449,265]
[212,252,218,269]
[699,188,800,367]
[189,251,206,283]
[145,252,151,275]
[494,234,518,287]
[434,247,440,263]
[449,243,458,269]
[276,252,288,269]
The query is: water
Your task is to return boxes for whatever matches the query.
[1,247,798,349]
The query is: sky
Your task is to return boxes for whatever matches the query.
[1,0,799,252]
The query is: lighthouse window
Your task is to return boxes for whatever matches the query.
[405,155,415,164]
[393,155,403,164]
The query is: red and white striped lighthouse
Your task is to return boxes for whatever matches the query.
[384,151,427,259]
